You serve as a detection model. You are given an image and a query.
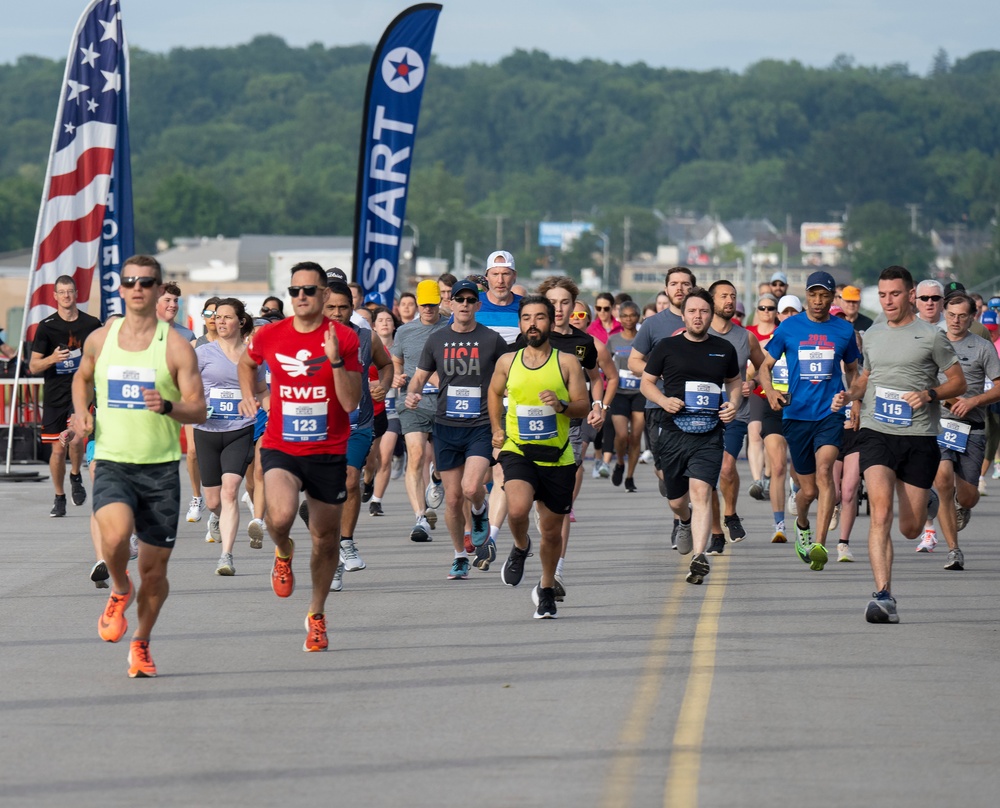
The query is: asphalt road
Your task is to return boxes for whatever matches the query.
[1,458,998,807]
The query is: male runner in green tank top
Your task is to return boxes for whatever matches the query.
[72,255,207,678]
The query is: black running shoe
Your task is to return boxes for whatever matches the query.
[70,473,86,506]
[369,501,384,517]
[362,479,374,503]
[624,477,637,492]
[50,495,67,518]
[686,553,711,585]
[298,500,310,528]
[473,538,497,570]
[90,560,109,589]
[611,463,624,487]
[707,534,726,555]
[532,583,558,619]
[724,513,746,543]
[501,538,532,587]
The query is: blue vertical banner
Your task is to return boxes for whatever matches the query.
[353,3,442,306]
[100,50,134,321]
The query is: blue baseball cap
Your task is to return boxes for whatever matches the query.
[983,310,998,330]
[988,297,1000,309]
[806,271,836,293]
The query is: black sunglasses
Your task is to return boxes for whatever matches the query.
[757,305,777,312]
[260,307,280,315]
[453,296,478,305]
[595,305,611,312]
[288,285,320,298]
[120,276,157,289]
[918,295,943,302]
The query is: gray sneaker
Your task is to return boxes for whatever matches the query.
[331,560,345,591]
[944,548,965,571]
[865,590,899,623]
[955,507,971,532]
[340,538,366,571]
[216,553,235,576]
[686,553,710,585]
[674,520,693,555]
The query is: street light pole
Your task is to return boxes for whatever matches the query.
[595,231,610,288]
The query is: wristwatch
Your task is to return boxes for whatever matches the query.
[161,399,173,415]
[558,399,569,413]
[926,388,938,402]
[592,400,608,410]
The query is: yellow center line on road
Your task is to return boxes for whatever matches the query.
[600,571,689,808]
[663,556,730,808]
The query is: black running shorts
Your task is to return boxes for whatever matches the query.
[93,460,181,548]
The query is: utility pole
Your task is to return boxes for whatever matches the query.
[524,220,531,255]
[623,215,631,265]
[905,203,921,234]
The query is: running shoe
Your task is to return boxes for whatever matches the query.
[391,455,404,480]
[216,553,235,576]
[271,540,294,598]
[247,518,266,549]
[532,583,558,618]
[50,495,66,518]
[129,533,139,560]
[553,571,566,602]
[98,574,133,642]
[979,476,988,495]
[808,543,829,571]
[369,501,384,517]
[331,561,345,591]
[916,529,937,553]
[771,522,787,543]
[425,507,438,530]
[471,502,490,547]
[828,504,841,532]
[569,508,576,523]
[686,553,710,585]
[186,496,204,522]
[410,516,432,542]
[362,479,374,503]
[707,534,726,555]
[70,472,86,506]
[671,519,679,549]
[865,590,899,624]
[787,489,798,516]
[762,477,771,497]
[748,479,765,501]
[993,463,1000,480]
[340,538,365,571]
[793,521,813,564]
[944,548,965,571]
[90,560,109,589]
[956,506,971,532]
[303,613,328,652]
[425,477,444,510]
[448,557,471,579]
[927,489,940,520]
[674,520,693,555]
[127,639,157,678]
[625,477,638,493]
[464,533,474,554]
[723,514,746,543]
[241,490,253,513]
[612,463,625,487]
[205,512,221,543]
[598,460,611,479]
[501,538,532,586]
[298,500,310,529]
[837,542,855,562]
[639,449,654,464]
[591,462,602,479]
[474,538,497,571]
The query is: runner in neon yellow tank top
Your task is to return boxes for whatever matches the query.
[488,296,589,619]
[72,255,207,678]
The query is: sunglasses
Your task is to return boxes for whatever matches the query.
[261,307,280,315]
[202,310,216,318]
[595,305,611,312]
[569,311,588,320]
[453,296,478,305]
[120,276,157,289]
[757,305,777,312]
[288,285,320,297]
[917,295,943,302]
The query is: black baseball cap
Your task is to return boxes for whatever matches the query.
[943,280,966,298]
[450,279,480,299]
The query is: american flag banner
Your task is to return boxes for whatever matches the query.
[23,0,132,340]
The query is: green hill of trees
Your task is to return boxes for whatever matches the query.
[1,38,999,282]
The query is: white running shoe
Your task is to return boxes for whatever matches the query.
[241,490,253,514]
[391,456,404,480]
[340,538,366,571]
[331,560,345,591]
[639,449,654,465]
[247,518,266,549]
[787,490,798,516]
[916,528,937,553]
[837,542,855,562]
[186,496,204,522]
[129,533,139,560]
[205,512,221,543]
[425,478,444,510]
[828,504,841,532]
[979,476,988,496]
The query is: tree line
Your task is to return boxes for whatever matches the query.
[1,39,999,283]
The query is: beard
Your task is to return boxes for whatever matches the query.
[525,327,548,347]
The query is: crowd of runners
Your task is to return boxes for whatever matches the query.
[26,249,1000,676]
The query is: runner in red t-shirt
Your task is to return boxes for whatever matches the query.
[239,262,362,652]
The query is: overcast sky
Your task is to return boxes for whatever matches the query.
[2,0,997,74]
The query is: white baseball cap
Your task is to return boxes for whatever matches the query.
[778,294,802,313]
[486,250,516,271]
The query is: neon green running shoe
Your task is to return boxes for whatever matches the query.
[809,542,829,571]
[794,521,812,564]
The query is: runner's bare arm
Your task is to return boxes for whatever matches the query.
[70,326,107,436]
[833,367,869,411]
[627,347,647,377]
[405,367,430,409]
[488,352,514,445]
[560,353,591,419]
[370,332,394,402]
[904,362,966,411]
[720,374,742,423]
[237,349,262,417]
[158,329,207,424]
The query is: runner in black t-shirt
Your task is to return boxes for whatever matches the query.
[406,280,511,578]
[29,275,102,517]
[641,288,742,585]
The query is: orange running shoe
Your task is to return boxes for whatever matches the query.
[98,573,133,642]
[271,539,294,598]
[127,639,157,678]
[303,613,328,652]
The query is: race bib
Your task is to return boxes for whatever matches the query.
[798,347,835,382]
[55,349,82,375]
[106,365,156,409]
[516,404,557,441]
[281,401,327,442]
[421,384,439,395]
[684,381,721,413]
[349,407,361,431]
[937,418,971,453]
[446,385,481,419]
[873,386,912,427]
[385,388,399,420]
[618,369,641,391]
[208,387,241,420]
[773,356,789,386]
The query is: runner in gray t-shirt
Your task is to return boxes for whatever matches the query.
[833,266,966,625]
